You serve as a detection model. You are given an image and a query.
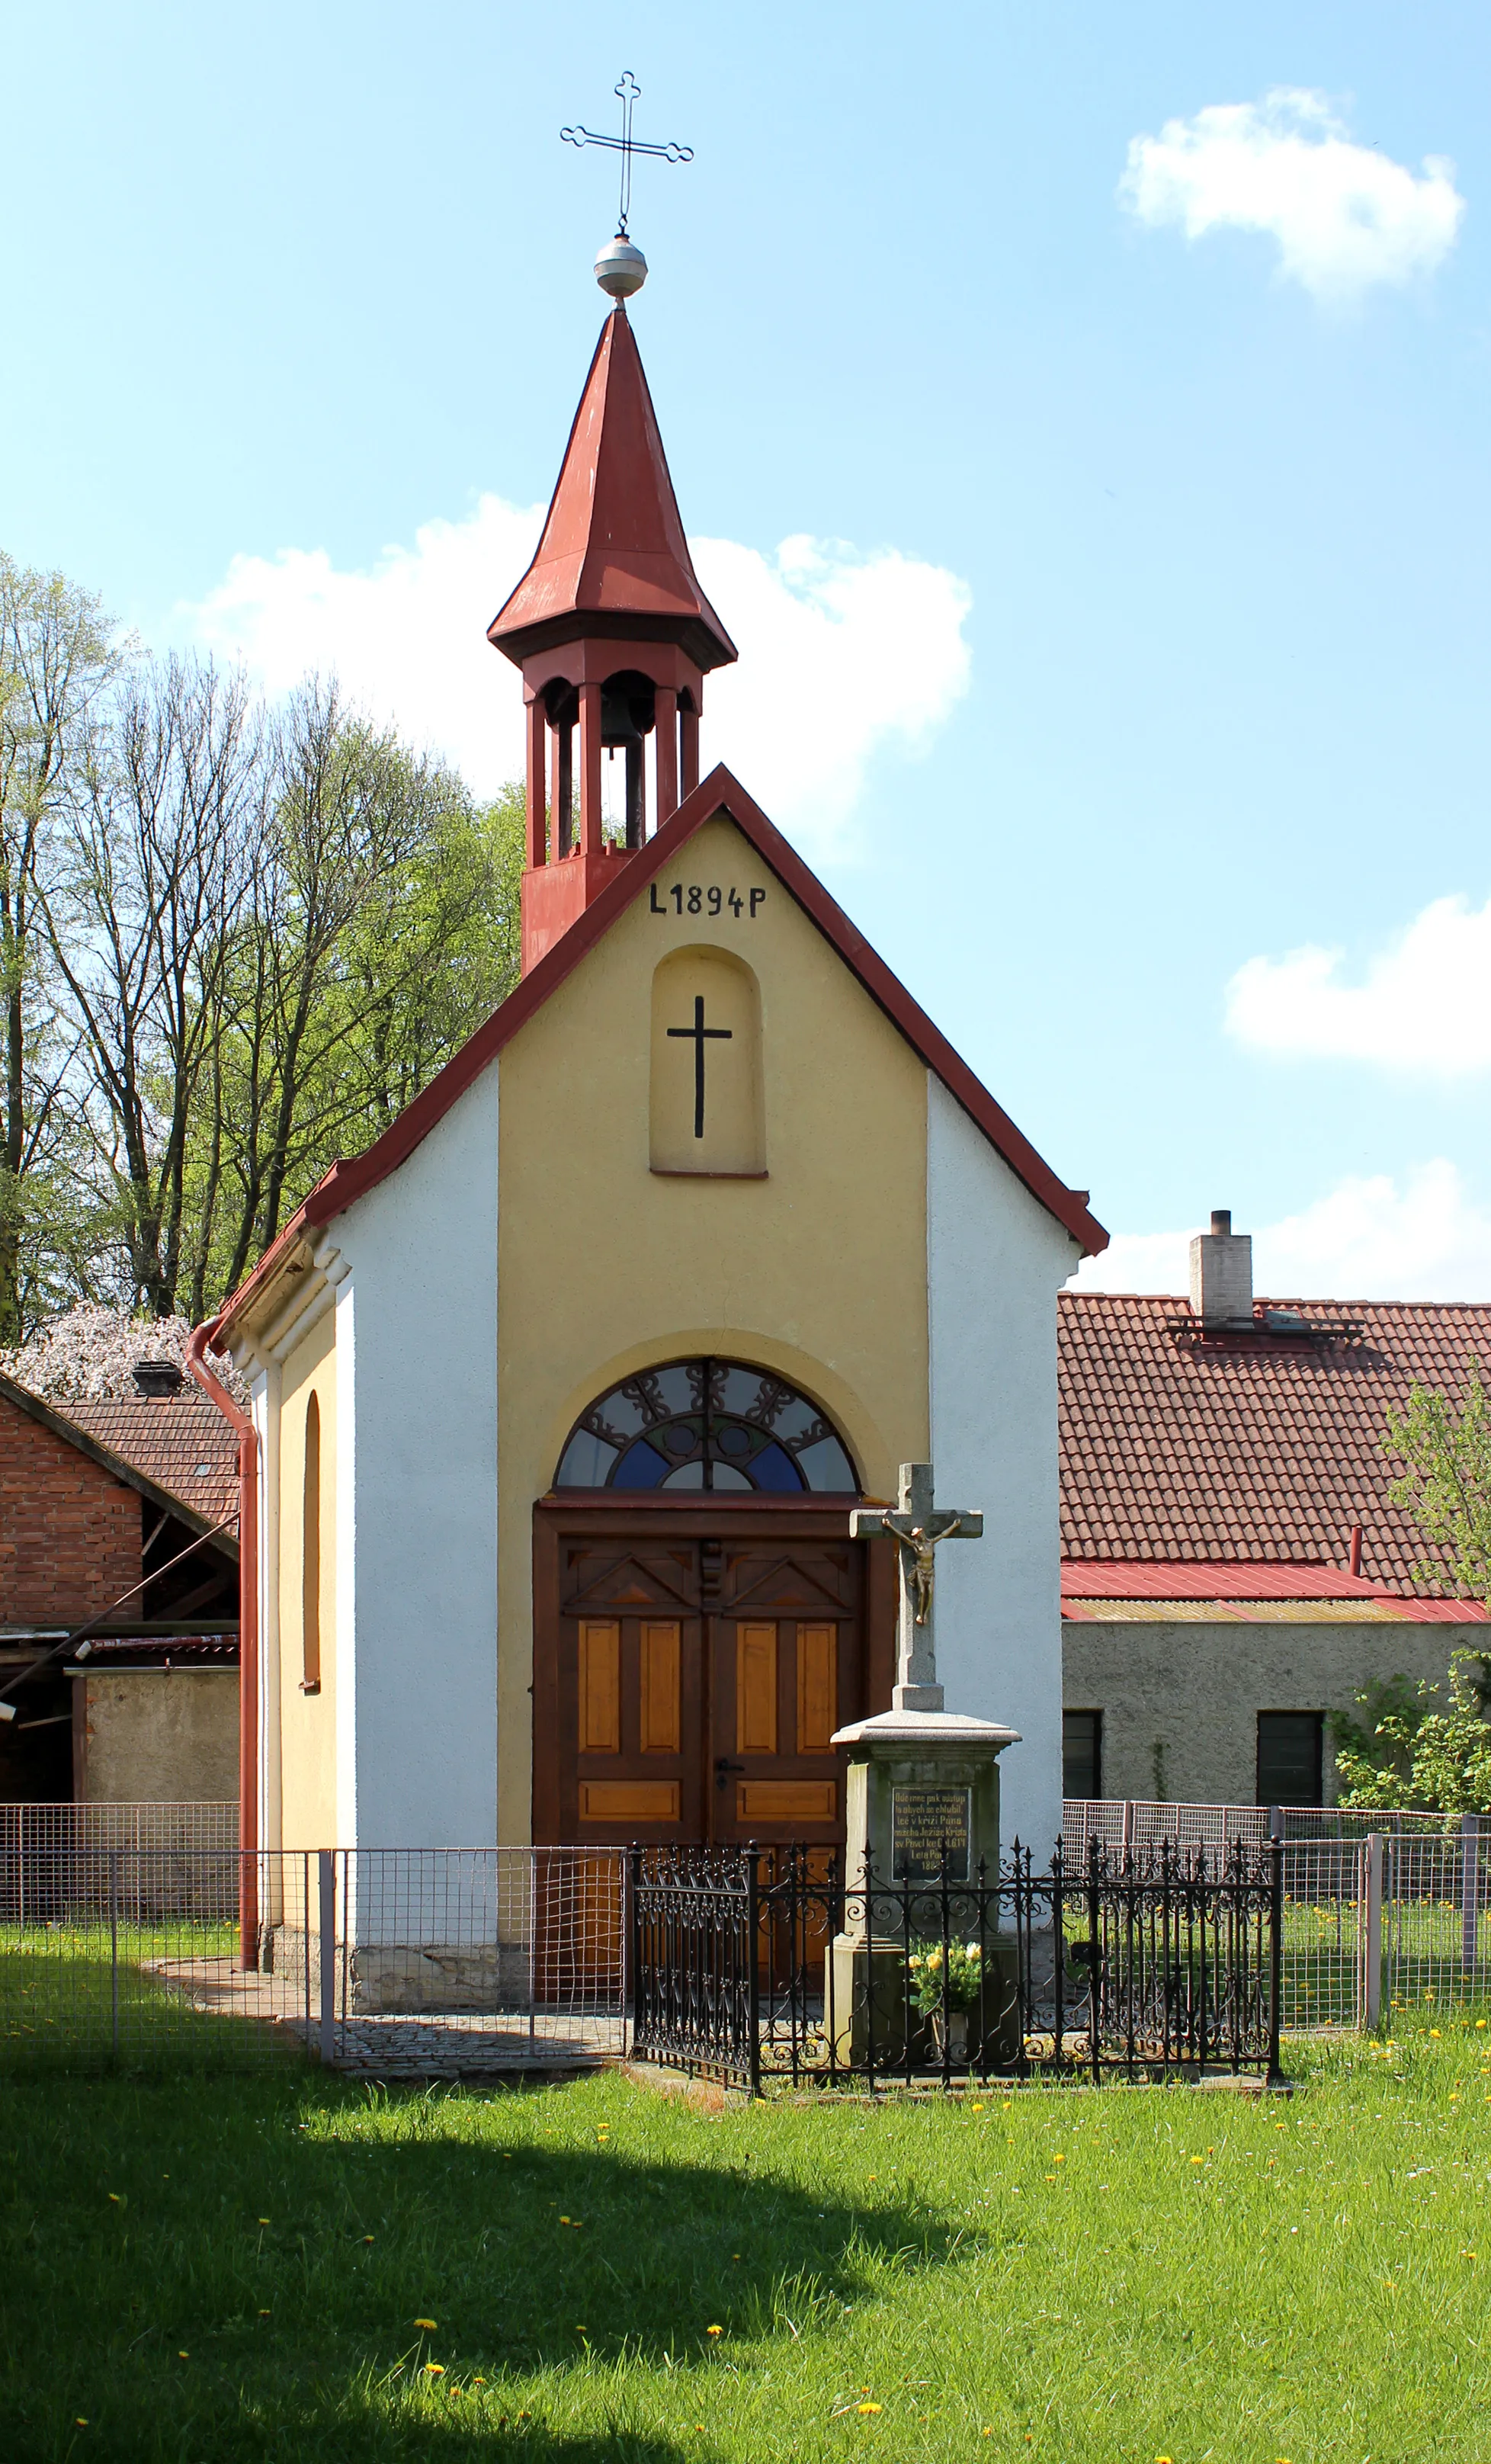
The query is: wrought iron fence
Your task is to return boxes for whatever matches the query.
[0,1843,627,2074]
[631,1838,1284,2091]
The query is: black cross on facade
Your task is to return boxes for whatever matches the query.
[561,71,694,236]
[668,996,732,1139]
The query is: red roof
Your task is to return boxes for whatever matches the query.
[213,766,1107,1342]
[1060,1559,1483,1622]
[66,1397,239,1534]
[488,306,736,672]
[1060,1292,1491,1599]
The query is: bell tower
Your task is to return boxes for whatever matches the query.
[488,233,737,974]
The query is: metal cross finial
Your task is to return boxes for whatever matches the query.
[562,71,694,236]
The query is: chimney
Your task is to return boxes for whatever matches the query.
[133,1359,185,1398]
[1188,1208,1254,1329]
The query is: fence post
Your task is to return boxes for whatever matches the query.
[1462,1811,1480,1976]
[1086,1833,1102,2087]
[527,1849,537,2052]
[1266,1835,1284,2087]
[746,1846,762,2098]
[109,1847,120,2061]
[1364,1834,1384,2029]
[318,1850,335,2067]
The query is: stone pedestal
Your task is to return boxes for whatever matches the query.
[829,1708,1021,2071]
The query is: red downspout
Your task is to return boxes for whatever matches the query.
[188,1318,259,1969]
[1349,1525,1364,1580]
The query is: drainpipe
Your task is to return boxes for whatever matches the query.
[1348,1525,1364,1580]
[188,1318,258,1970]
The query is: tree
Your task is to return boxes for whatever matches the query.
[190,687,524,1309]
[1330,1363,1491,1812]
[39,654,264,1318]
[0,557,120,1339]
[1332,1652,1491,1815]
[1382,1360,1491,1608]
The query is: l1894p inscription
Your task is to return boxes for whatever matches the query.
[891,1785,972,1883]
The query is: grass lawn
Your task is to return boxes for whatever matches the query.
[4,2023,1489,2463]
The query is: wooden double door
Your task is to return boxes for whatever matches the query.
[534,1507,880,1848]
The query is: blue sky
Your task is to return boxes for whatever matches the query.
[7,2,1489,1298]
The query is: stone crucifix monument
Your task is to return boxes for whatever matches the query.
[829,1461,1021,2066]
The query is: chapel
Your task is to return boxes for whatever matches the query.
[202,241,1107,1880]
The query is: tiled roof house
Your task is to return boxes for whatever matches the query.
[0,1362,239,1805]
[1057,1212,1489,1811]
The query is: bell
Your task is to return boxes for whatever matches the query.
[600,686,645,749]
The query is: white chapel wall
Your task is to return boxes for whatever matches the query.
[925,1074,1077,1858]
[333,1068,500,1845]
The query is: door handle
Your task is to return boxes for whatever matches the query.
[714,1758,746,1782]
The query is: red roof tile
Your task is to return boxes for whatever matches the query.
[1059,1294,1491,1599]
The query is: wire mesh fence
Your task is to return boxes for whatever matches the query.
[1063,1800,1266,1860]
[0,1842,627,2075]
[0,1801,239,1923]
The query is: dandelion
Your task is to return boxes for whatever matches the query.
[107,2193,122,2205]
[707,2324,723,2337]
[178,2350,189,2360]
[413,2318,438,2331]
[258,2216,271,2225]
[424,2361,445,2376]
[857,2401,883,2414]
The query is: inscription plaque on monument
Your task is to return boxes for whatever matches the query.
[891,1785,972,1883]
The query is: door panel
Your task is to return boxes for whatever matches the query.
[736,1624,778,1753]
[639,1622,681,1753]
[796,1623,837,1753]
[578,1622,620,1753]
[737,1779,837,1821]
[579,1779,680,1821]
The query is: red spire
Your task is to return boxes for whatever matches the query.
[489,306,736,671]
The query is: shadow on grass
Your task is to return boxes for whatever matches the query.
[6,2071,963,2460]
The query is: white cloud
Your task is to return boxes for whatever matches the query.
[1226,894,1491,1073]
[1120,88,1465,303]
[1071,1160,1491,1303]
[181,503,971,858]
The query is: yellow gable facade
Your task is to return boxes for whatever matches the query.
[225,780,1097,1872]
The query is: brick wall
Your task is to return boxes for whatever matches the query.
[0,1390,140,1627]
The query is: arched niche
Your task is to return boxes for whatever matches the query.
[649,945,765,1177]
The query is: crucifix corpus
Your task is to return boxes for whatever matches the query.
[851,1462,983,1713]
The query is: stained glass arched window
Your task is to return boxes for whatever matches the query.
[555,1359,859,1493]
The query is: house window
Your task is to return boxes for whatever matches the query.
[1063,1708,1102,1801]
[1256,1711,1322,1808]
[301,1393,321,1694]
